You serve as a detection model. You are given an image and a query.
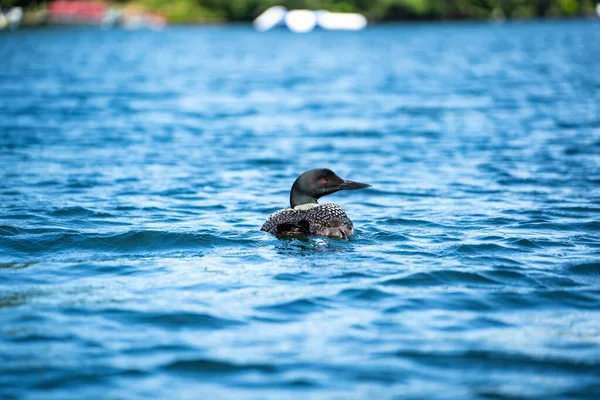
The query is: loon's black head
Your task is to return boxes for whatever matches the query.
[289,168,371,208]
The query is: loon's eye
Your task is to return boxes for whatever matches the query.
[320,178,328,184]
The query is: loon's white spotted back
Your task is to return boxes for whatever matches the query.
[261,203,354,238]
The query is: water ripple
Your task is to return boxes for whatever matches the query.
[1,21,600,400]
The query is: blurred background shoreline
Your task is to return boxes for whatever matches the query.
[1,0,599,30]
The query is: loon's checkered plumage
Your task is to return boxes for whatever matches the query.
[261,203,354,238]
[260,169,370,239]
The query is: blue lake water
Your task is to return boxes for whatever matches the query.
[1,21,600,399]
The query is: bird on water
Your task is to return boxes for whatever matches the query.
[261,168,371,238]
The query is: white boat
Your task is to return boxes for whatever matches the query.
[316,11,367,31]
[253,5,287,31]
[285,10,317,33]
[0,7,22,30]
[254,6,367,33]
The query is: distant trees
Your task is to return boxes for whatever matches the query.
[2,0,598,23]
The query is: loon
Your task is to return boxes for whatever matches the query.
[261,168,370,238]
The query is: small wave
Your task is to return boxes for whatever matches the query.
[392,348,597,373]
[481,217,519,226]
[482,269,538,286]
[272,272,312,282]
[381,270,500,287]
[503,238,542,249]
[48,206,97,217]
[256,298,330,316]
[45,207,116,221]
[368,189,437,198]
[0,226,79,236]
[368,230,410,242]
[331,272,375,280]
[123,344,194,356]
[248,158,287,166]
[172,204,227,212]
[461,256,522,266]
[0,213,41,221]
[155,188,198,196]
[535,290,600,309]
[445,243,517,256]
[554,206,600,215]
[485,289,600,310]
[0,261,37,270]
[556,119,600,129]
[514,221,600,232]
[163,358,277,374]
[0,225,19,236]
[567,262,600,275]
[336,288,393,301]
[66,179,105,189]
[325,129,384,138]
[34,180,62,187]
[2,229,257,258]
[385,218,450,228]
[104,309,244,330]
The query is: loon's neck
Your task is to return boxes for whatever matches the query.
[290,185,318,209]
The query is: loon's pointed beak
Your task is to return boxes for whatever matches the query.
[337,180,371,191]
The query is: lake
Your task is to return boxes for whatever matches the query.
[1,20,600,399]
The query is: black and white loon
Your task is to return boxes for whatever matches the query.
[261,168,370,238]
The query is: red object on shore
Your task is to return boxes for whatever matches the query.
[48,1,107,23]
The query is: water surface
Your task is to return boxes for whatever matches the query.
[1,21,600,399]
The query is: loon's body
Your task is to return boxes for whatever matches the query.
[261,203,356,238]
[261,169,370,239]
